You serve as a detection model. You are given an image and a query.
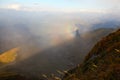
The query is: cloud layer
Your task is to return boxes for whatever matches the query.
[0,0,120,13]
[6,4,21,10]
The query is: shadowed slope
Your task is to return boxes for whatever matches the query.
[6,28,115,78]
[64,29,120,80]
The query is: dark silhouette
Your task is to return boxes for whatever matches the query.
[75,28,80,38]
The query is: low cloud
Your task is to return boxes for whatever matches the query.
[5,4,21,10]
[0,0,120,13]
[0,2,111,13]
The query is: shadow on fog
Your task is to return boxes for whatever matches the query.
[7,27,116,78]
[0,16,119,78]
[0,9,120,78]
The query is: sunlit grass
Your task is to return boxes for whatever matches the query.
[0,47,19,63]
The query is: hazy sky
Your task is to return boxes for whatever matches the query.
[0,0,120,61]
[0,0,120,12]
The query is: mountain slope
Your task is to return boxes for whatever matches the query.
[0,28,116,79]
[0,48,19,64]
[9,28,114,76]
[64,29,120,80]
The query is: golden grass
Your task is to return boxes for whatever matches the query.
[0,47,19,63]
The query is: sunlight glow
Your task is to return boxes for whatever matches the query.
[50,26,75,46]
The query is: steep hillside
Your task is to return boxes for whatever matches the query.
[0,71,29,80]
[0,28,116,80]
[64,29,120,80]
[0,48,19,64]
[8,28,114,77]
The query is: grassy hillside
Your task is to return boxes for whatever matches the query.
[64,29,120,80]
[0,48,19,64]
[9,28,114,77]
[0,28,117,80]
[0,71,29,80]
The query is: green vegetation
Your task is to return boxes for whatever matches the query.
[64,29,120,80]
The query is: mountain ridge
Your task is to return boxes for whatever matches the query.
[0,28,118,80]
[63,29,120,80]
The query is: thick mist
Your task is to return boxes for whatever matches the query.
[0,9,75,60]
[0,9,120,77]
[0,9,119,60]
